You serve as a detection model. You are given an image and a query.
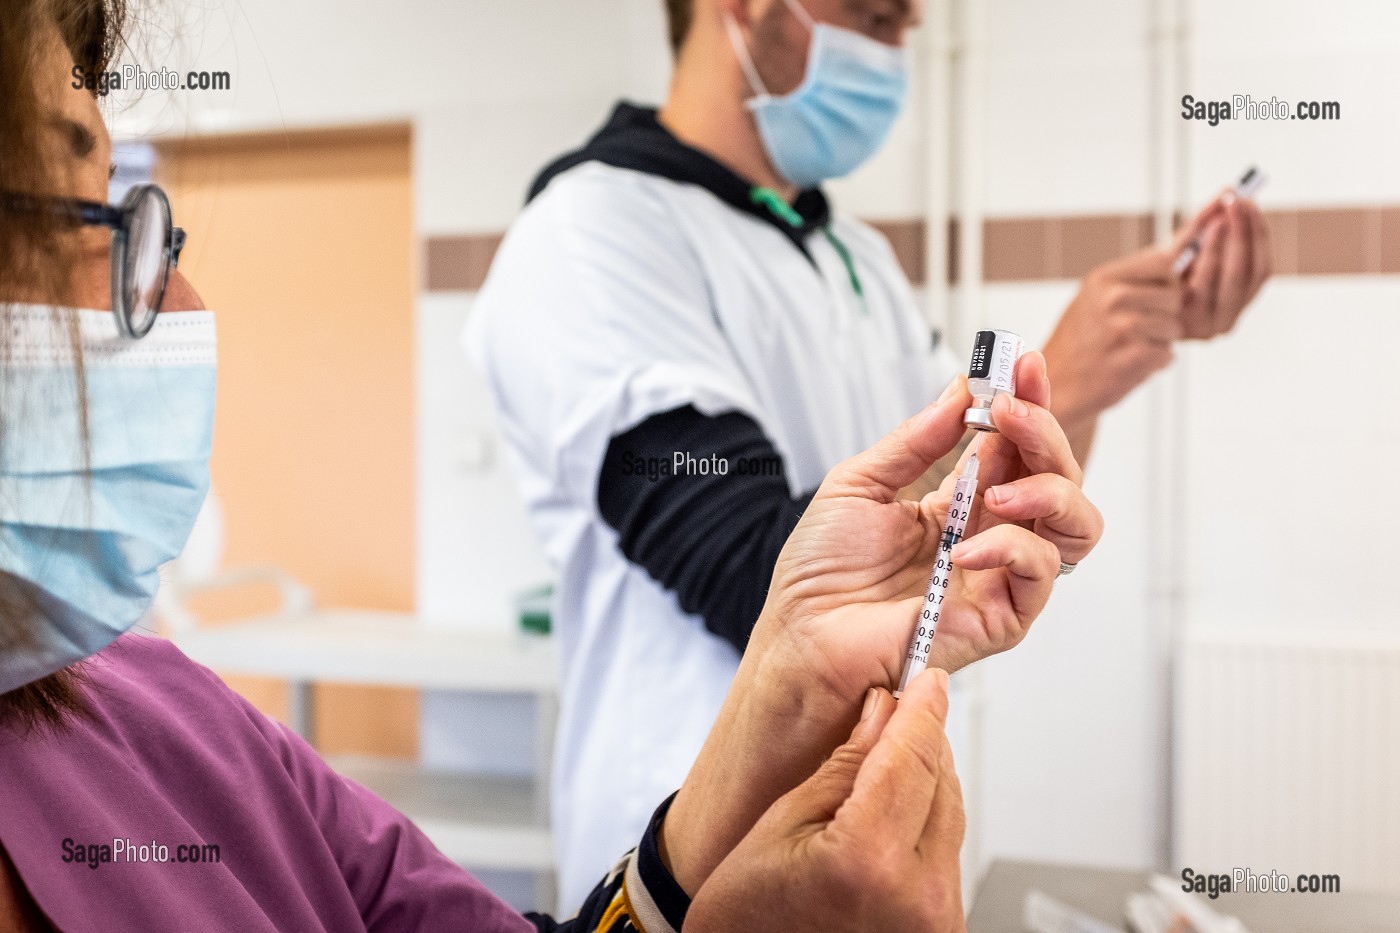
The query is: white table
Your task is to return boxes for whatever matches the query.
[172,610,559,894]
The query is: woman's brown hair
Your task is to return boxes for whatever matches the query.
[0,0,127,731]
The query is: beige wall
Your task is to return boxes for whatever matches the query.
[158,126,418,759]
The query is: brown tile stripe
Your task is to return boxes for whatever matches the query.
[425,206,1400,291]
[425,233,504,291]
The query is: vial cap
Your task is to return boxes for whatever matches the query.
[964,408,998,432]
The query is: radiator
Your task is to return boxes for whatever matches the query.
[1174,628,1400,894]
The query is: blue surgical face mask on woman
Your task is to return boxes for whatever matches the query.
[724,0,908,189]
[0,305,216,694]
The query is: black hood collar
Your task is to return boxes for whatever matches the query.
[527,102,831,258]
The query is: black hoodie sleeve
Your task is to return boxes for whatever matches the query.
[596,405,815,655]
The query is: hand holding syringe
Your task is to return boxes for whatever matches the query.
[897,330,1023,696]
[1172,166,1267,277]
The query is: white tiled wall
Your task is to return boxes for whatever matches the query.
[980,2,1156,216]
[1178,276,1400,633]
[109,0,670,137]
[415,292,553,629]
[1189,47,1400,206]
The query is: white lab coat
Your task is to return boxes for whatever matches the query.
[467,160,959,910]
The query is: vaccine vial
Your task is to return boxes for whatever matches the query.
[964,329,1023,432]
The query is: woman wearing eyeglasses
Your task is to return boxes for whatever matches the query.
[0,2,1101,931]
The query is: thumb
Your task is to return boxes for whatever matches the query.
[776,689,898,822]
[820,379,971,503]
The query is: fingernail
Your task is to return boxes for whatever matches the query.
[937,376,963,405]
[952,543,980,564]
[860,687,879,722]
[989,484,1017,504]
[1009,396,1030,418]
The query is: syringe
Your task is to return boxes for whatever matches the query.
[895,328,1021,697]
[895,436,981,697]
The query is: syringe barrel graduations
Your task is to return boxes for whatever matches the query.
[964,329,1024,433]
[895,330,1024,697]
[895,451,979,697]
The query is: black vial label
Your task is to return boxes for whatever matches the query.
[969,330,996,378]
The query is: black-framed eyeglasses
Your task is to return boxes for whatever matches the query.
[1,184,186,340]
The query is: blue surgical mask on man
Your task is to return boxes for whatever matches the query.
[724,0,908,189]
[0,305,216,694]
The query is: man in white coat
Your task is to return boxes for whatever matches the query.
[467,0,1272,909]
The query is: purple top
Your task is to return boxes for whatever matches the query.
[0,635,536,932]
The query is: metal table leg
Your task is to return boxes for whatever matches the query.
[288,679,316,746]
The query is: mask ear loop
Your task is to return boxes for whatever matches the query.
[777,0,816,30]
[722,13,770,98]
